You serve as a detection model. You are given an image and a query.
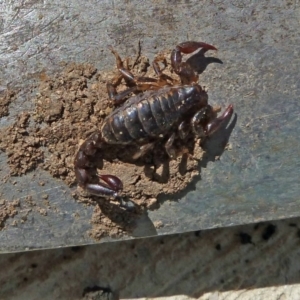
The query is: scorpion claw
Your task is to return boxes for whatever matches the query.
[171,41,217,84]
[205,104,234,136]
[177,41,217,54]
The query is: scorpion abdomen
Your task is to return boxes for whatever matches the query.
[101,85,208,145]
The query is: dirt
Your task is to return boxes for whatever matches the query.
[0,48,216,240]
[0,90,16,118]
[0,112,44,176]
[0,199,20,229]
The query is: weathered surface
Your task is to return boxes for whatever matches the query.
[0,217,300,299]
[0,0,299,251]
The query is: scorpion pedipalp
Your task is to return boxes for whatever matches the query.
[190,104,234,137]
[171,41,217,84]
[205,104,234,136]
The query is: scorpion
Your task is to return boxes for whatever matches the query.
[74,41,234,199]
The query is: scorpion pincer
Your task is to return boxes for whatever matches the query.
[74,41,234,199]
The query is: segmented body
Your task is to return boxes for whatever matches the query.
[101,85,208,144]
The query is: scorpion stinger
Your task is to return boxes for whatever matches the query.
[74,132,123,198]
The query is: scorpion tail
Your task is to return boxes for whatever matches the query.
[74,132,123,198]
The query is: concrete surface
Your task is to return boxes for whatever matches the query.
[0,0,299,251]
[0,216,300,299]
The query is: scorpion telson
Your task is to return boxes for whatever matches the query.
[74,41,234,199]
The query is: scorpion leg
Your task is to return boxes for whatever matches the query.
[171,41,217,84]
[152,53,175,87]
[108,46,161,91]
[107,83,138,105]
[74,132,123,198]
[132,142,155,160]
[178,121,190,139]
[165,133,177,158]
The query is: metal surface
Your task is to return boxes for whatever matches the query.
[0,0,299,252]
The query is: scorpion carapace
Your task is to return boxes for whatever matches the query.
[74,41,234,199]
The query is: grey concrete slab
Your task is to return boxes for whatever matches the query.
[0,217,300,299]
[0,0,299,251]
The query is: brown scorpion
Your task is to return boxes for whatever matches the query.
[74,41,234,199]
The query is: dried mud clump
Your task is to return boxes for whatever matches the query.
[0,90,16,117]
[0,199,20,229]
[0,50,211,239]
[0,112,44,175]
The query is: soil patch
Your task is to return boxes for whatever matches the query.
[0,90,17,117]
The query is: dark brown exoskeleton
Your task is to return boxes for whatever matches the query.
[74,41,234,199]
